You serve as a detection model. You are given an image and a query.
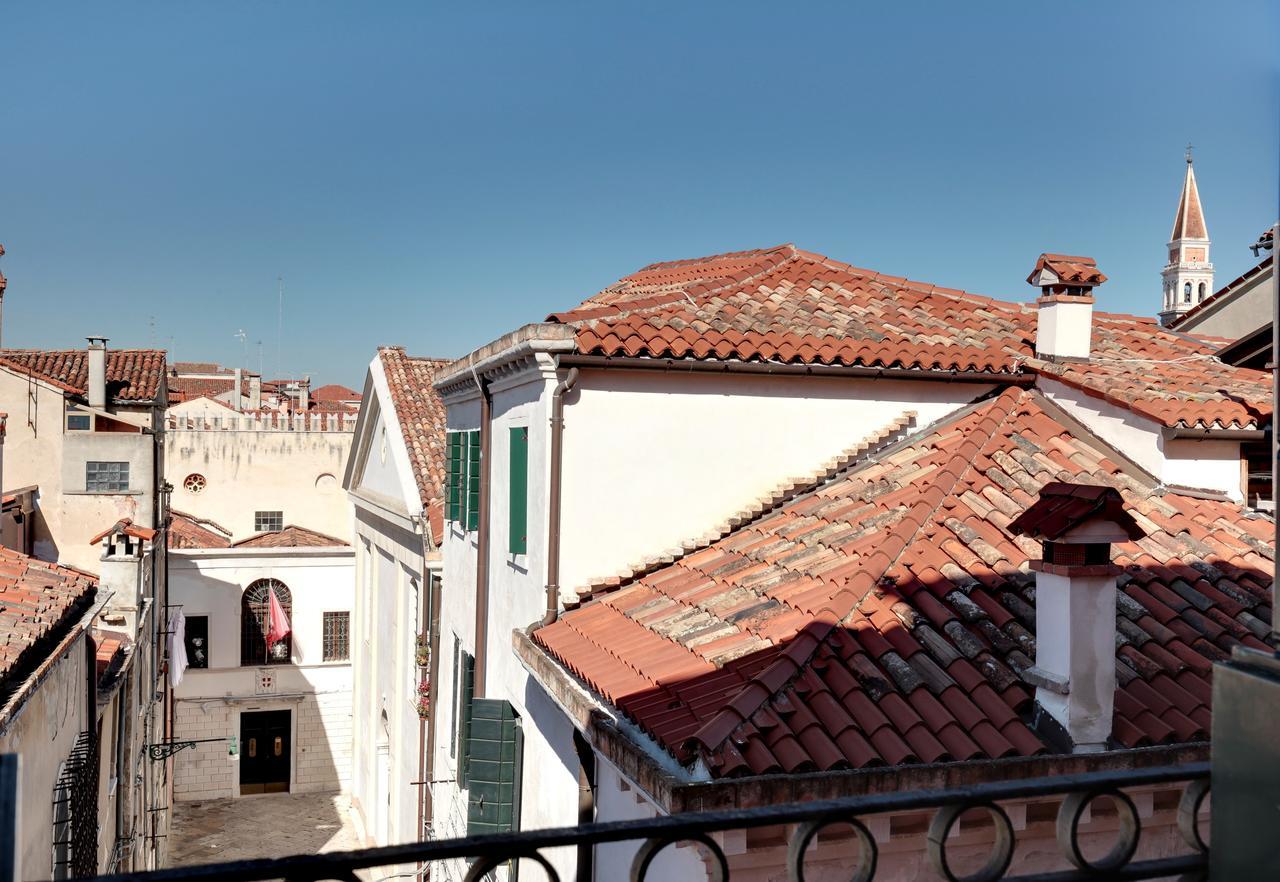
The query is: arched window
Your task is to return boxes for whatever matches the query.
[242,579,292,665]
[1198,282,1206,301]
[1183,282,1192,303]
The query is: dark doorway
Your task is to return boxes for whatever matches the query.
[240,710,291,794]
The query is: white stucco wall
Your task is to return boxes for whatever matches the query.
[558,369,990,592]
[0,368,158,573]
[168,547,354,800]
[166,426,353,541]
[1038,376,1245,501]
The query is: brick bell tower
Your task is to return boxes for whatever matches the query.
[1159,147,1214,326]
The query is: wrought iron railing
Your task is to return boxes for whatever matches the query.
[76,762,1209,882]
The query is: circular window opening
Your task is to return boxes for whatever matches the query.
[183,473,207,494]
[316,473,338,490]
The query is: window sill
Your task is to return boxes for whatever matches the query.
[65,490,144,497]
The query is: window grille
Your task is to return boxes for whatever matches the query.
[322,611,350,662]
[241,579,292,666]
[254,510,283,532]
[51,731,99,880]
[86,461,129,492]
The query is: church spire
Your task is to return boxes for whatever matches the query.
[1159,148,1214,327]
[1170,147,1208,242]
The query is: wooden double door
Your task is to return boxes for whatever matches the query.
[240,710,291,794]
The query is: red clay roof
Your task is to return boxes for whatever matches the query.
[232,525,349,548]
[1007,482,1144,543]
[0,547,98,694]
[167,511,232,549]
[312,383,361,401]
[379,347,452,538]
[534,388,1274,777]
[0,348,166,403]
[546,245,1269,430]
[88,519,158,546]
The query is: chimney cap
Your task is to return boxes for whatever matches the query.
[1008,481,1145,543]
[86,336,109,347]
[1027,254,1108,288]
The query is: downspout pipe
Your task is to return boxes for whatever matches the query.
[472,369,492,697]
[542,367,580,627]
[573,729,596,882]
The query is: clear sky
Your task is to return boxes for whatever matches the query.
[3,2,1277,386]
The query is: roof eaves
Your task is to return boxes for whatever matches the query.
[433,323,576,390]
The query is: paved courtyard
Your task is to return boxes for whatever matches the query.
[168,791,363,867]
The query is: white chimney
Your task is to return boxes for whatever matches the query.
[0,413,6,496]
[299,375,310,412]
[1028,254,1107,361]
[233,368,243,412]
[249,374,262,411]
[86,336,108,409]
[1010,482,1145,753]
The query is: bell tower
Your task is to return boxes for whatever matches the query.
[1159,147,1213,326]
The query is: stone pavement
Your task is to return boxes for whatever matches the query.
[168,791,364,867]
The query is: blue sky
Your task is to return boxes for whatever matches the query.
[3,2,1277,386]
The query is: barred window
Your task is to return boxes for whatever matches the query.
[322,611,350,662]
[241,579,292,666]
[86,461,129,492]
[254,510,283,532]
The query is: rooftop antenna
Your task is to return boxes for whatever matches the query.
[277,275,284,380]
[256,340,263,377]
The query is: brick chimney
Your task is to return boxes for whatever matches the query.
[86,336,108,409]
[1028,254,1107,361]
[1009,482,1145,753]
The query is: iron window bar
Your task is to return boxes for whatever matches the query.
[80,762,1208,882]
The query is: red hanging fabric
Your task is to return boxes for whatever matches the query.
[266,587,292,651]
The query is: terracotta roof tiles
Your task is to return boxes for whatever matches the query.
[232,525,348,548]
[0,547,97,697]
[167,512,232,550]
[533,388,1274,777]
[378,348,452,537]
[0,348,166,403]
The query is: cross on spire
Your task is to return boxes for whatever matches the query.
[1186,143,1194,164]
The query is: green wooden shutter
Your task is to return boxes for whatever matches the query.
[465,430,482,532]
[466,699,523,836]
[457,651,475,785]
[509,427,528,554]
[446,433,463,522]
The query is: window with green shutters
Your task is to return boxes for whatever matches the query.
[465,430,482,531]
[509,427,528,554]
[456,650,475,784]
[446,433,463,522]
[465,699,523,837]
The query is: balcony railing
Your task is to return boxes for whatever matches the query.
[77,762,1208,882]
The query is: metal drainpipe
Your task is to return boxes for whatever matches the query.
[542,368,580,627]
[415,516,441,857]
[473,373,492,696]
[1270,220,1279,637]
[573,730,596,882]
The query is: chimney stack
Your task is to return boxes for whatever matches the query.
[0,413,7,497]
[299,375,310,412]
[1009,482,1145,753]
[249,374,262,411]
[86,337,108,409]
[1028,254,1107,361]
[233,368,244,412]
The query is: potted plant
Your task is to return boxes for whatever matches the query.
[415,679,431,720]
[415,634,430,668]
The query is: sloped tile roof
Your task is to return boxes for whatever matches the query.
[378,347,452,535]
[0,348,166,403]
[1006,482,1143,542]
[88,519,158,546]
[0,547,98,697]
[232,525,348,548]
[533,388,1274,778]
[546,245,1270,430]
[1168,255,1272,331]
[312,383,361,401]
[168,511,232,549]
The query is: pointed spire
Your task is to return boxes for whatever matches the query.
[1170,151,1208,241]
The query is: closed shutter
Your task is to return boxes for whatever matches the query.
[446,433,463,522]
[466,699,523,836]
[509,427,528,554]
[466,430,482,532]
[457,651,475,785]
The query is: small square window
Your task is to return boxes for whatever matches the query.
[184,616,209,669]
[322,612,350,662]
[66,406,91,431]
[254,511,283,532]
[86,461,129,493]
